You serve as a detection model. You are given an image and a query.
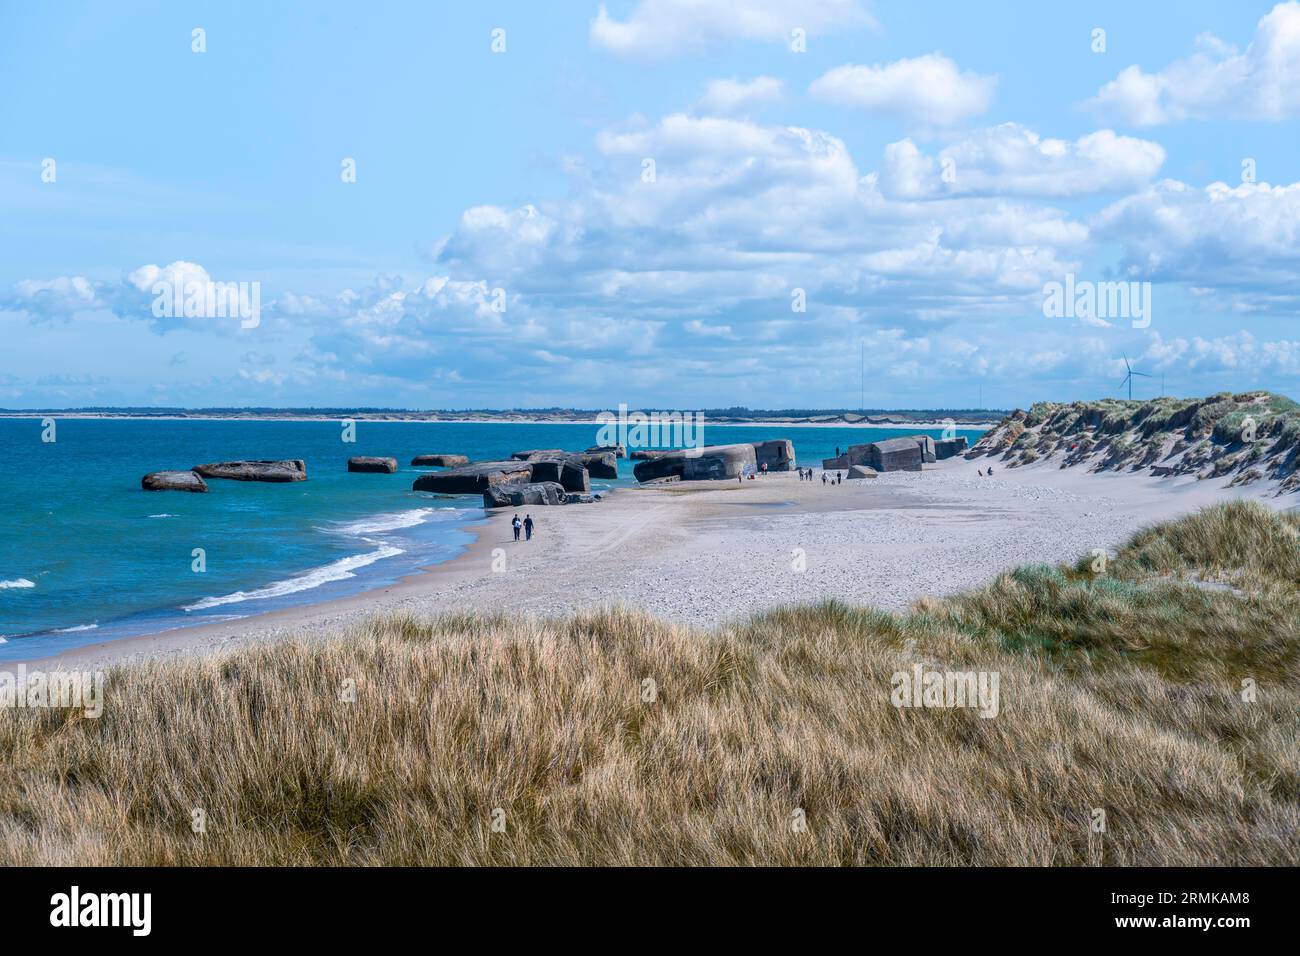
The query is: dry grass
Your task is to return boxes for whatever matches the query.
[1,503,1296,865]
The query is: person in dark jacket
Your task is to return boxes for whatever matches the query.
[524,514,534,540]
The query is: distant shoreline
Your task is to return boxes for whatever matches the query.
[0,413,997,429]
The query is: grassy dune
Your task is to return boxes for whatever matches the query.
[2,502,1296,865]
[971,390,1300,493]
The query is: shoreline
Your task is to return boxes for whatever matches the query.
[15,509,503,670]
[16,455,1290,671]
[0,414,996,429]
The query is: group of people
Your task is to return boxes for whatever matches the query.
[797,467,843,484]
[736,461,772,482]
[511,513,535,541]
[976,467,995,477]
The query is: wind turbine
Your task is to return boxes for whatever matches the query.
[1119,354,1152,400]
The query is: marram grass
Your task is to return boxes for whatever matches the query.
[1,502,1296,865]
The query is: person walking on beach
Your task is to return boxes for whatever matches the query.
[524,514,534,541]
[821,472,828,485]
[512,514,522,541]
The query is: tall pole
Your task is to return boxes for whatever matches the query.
[859,341,864,413]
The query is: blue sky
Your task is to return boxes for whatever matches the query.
[2,0,1298,410]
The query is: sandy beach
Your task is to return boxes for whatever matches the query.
[25,454,1290,671]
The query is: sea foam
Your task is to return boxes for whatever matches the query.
[183,545,404,611]
[330,507,458,536]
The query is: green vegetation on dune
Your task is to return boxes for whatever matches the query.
[1,503,1296,866]
[919,503,1299,683]
[979,391,1300,493]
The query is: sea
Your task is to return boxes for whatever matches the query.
[0,417,984,661]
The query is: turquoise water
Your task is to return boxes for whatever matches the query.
[0,418,982,660]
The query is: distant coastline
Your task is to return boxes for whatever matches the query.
[0,407,1005,428]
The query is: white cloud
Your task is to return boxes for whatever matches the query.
[6,261,287,335]
[698,76,784,113]
[437,113,1088,336]
[19,107,1294,405]
[1143,330,1300,375]
[590,0,873,59]
[126,260,213,298]
[250,110,1112,402]
[9,276,100,320]
[1095,179,1300,301]
[595,113,827,162]
[1086,2,1300,125]
[6,261,266,333]
[809,53,996,125]
[879,124,1166,199]
[684,319,736,338]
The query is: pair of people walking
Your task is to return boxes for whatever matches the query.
[511,513,535,541]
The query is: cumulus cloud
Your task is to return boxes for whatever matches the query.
[446,114,1087,311]
[684,319,736,338]
[698,76,784,113]
[1094,179,1300,302]
[1086,1,1300,125]
[299,271,668,388]
[16,106,1295,405]
[1142,330,1300,375]
[5,261,270,333]
[809,53,996,125]
[254,110,1114,402]
[8,276,100,321]
[879,124,1166,199]
[590,0,873,59]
